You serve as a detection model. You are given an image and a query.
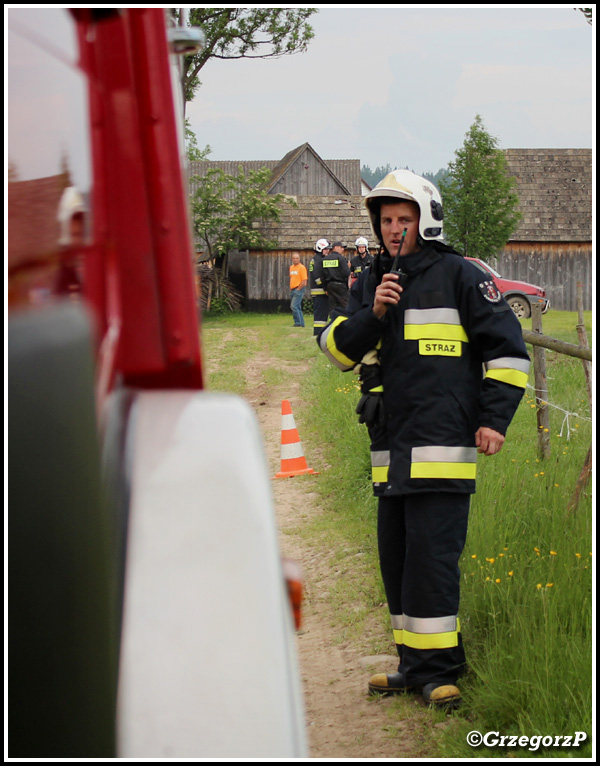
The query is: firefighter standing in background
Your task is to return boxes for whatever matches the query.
[309,238,331,336]
[350,236,373,285]
[317,169,530,708]
[322,241,350,316]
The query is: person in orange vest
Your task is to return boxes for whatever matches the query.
[289,251,308,327]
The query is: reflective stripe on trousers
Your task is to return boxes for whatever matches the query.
[391,613,460,650]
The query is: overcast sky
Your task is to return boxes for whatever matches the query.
[186,5,595,175]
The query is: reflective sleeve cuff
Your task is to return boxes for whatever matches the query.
[484,356,530,389]
[319,316,357,371]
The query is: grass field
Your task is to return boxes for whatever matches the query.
[203,308,593,758]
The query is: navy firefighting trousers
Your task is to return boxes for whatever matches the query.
[377,492,470,687]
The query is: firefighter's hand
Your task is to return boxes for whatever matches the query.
[476,427,505,455]
[356,393,385,431]
[373,273,403,318]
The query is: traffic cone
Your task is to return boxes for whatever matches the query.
[274,400,318,478]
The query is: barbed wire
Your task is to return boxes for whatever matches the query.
[526,382,592,440]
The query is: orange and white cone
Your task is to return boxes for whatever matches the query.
[274,400,318,478]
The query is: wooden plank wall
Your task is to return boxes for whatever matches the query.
[496,242,592,312]
[238,244,592,311]
[245,250,314,301]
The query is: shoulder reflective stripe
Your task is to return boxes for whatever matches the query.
[319,317,356,371]
[404,307,468,343]
[411,446,477,481]
[405,323,469,342]
[405,308,461,325]
[485,368,529,389]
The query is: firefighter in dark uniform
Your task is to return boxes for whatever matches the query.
[350,236,373,285]
[322,241,351,315]
[317,169,530,708]
[309,238,331,336]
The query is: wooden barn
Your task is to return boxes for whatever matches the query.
[497,149,592,311]
[190,144,592,311]
[190,143,372,309]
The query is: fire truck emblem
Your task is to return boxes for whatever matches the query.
[479,279,502,303]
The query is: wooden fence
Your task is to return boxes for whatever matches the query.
[230,245,593,311]
[497,242,592,312]
[524,286,592,514]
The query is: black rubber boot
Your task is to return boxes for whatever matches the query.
[421,682,461,709]
[368,670,413,696]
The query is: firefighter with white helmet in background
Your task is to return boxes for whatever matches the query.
[317,169,530,708]
[350,236,373,285]
[309,238,331,336]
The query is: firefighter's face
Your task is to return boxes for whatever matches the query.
[380,201,420,257]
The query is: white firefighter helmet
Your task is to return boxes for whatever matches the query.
[314,237,331,253]
[57,186,87,245]
[354,236,369,248]
[365,169,444,243]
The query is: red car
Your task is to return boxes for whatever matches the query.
[466,257,549,319]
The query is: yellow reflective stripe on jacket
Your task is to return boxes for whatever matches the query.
[391,614,461,650]
[410,446,477,480]
[484,356,530,389]
[319,316,356,371]
[371,450,390,484]
[404,308,469,343]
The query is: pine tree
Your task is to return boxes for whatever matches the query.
[439,115,521,262]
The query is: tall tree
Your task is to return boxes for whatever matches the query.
[439,115,521,262]
[190,163,294,309]
[176,8,317,107]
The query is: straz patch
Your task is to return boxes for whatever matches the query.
[478,279,502,304]
[419,340,462,357]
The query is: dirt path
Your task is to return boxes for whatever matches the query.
[238,330,438,759]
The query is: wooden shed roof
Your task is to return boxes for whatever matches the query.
[260,194,373,251]
[188,142,362,198]
[504,148,592,242]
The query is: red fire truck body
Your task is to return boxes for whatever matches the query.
[8,8,306,758]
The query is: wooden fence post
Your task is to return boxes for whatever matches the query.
[531,304,551,459]
[567,282,593,516]
[576,282,593,415]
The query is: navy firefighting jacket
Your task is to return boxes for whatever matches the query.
[318,244,530,496]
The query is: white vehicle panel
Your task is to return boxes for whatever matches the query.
[117,391,307,758]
